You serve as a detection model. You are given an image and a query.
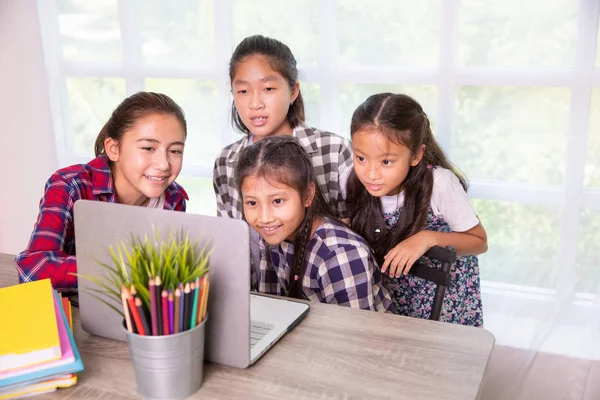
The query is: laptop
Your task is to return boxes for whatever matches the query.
[73,200,309,368]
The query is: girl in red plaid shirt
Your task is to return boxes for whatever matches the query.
[235,136,393,312]
[15,92,189,290]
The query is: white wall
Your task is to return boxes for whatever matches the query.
[0,0,58,255]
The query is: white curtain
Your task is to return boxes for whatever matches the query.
[37,0,600,398]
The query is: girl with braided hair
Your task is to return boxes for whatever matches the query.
[235,135,393,312]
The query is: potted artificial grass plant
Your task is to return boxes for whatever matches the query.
[78,227,213,400]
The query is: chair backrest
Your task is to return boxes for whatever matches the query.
[407,245,456,321]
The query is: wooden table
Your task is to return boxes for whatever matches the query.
[1,253,494,399]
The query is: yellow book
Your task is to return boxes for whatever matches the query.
[0,374,77,399]
[0,280,61,373]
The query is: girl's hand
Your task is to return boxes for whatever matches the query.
[381,231,434,278]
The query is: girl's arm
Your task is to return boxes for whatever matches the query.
[381,221,487,278]
[424,221,487,256]
[15,175,79,290]
[381,168,487,277]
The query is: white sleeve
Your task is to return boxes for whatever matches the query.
[339,163,352,200]
[430,168,479,232]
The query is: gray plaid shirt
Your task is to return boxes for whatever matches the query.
[258,218,394,313]
[212,125,353,220]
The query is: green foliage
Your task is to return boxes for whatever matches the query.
[473,199,560,288]
[138,0,215,65]
[576,210,600,293]
[232,0,319,66]
[145,78,220,162]
[338,0,439,67]
[454,86,568,186]
[75,226,213,314]
[67,77,126,154]
[584,90,600,189]
[458,0,576,68]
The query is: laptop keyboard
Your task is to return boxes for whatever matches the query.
[250,320,275,348]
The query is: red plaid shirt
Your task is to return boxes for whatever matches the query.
[15,156,188,290]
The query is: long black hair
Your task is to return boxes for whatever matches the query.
[347,93,467,265]
[235,136,336,298]
[229,35,305,134]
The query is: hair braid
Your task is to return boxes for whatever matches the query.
[288,205,315,298]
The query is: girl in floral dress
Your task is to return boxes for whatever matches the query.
[345,93,488,326]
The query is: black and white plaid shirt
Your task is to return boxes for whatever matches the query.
[213,125,353,220]
[258,218,395,313]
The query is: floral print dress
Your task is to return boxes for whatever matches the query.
[383,207,484,327]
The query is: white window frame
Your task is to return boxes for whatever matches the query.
[37,0,600,304]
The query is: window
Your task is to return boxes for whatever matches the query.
[39,1,600,326]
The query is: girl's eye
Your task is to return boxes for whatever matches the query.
[245,200,257,206]
[273,198,283,205]
[170,149,183,155]
[383,160,392,165]
[356,155,365,162]
[265,87,275,92]
[237,90,247,95]
[141,147,154,152]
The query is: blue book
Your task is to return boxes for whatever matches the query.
[0,291,84,389]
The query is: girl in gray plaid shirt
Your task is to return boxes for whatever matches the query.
[235,136,393,312]
[213,35,353,221]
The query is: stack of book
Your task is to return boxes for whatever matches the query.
[0,279,84,399]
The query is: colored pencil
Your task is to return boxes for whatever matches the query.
[126,289,145,336]
[120,285,133,333]
[155,276,163,335]
[200,275,210,321]
[188,282,195,330]
[168,290,174,335]
[191,277,200,329]
[128,285,140,334]
[197,277,205,323]
[189,281,195,327]
[187,281,195,329]
[149,277,158,336]
[179,283,185,333]
[135,297,151,336]
[174,288,181,334]
[197,277,206,325]
[161,290,169,336]
[183,282,191,331]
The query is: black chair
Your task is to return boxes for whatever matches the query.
[407,245,456,321]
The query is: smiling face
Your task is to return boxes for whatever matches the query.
[241,174,314,246]
[231,55,300,141]
[352,129,424,197]
[105,113,186,206]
